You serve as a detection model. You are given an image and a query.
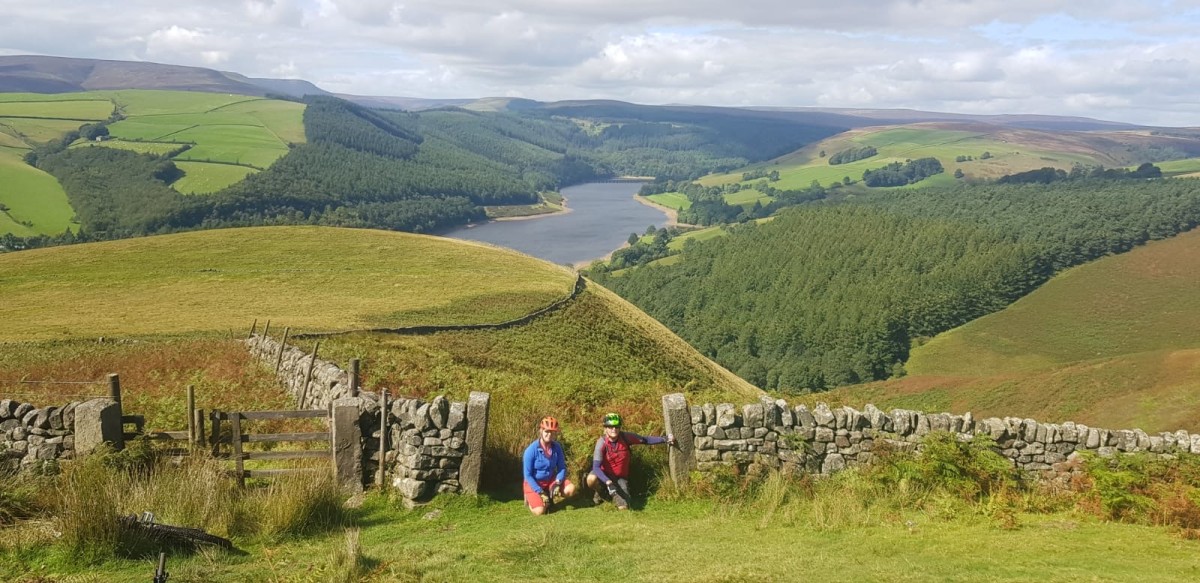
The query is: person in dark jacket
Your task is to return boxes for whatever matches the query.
[585,412,673,510]
[522,416,575,515]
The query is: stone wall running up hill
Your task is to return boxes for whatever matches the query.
[661,394,1200,486]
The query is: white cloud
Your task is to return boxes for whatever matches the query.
[0,0,1197,125]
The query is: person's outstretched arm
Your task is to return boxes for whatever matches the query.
[627,432,672,446]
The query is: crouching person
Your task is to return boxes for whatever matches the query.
[523,416,576,515]
[586,413,673,510]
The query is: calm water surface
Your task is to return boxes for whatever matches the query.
[443,181,668,265]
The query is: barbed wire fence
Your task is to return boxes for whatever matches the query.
[0,376,119,404]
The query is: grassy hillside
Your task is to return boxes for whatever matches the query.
[0,225,756,484]
[696,123,1152,194]
[0,226,576,341]
[826,227,1200,432]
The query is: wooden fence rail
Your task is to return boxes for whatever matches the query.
[209,409,332,487]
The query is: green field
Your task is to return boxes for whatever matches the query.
[646,192,691,210]
[168,124,291,168]
[0,149,76,236]
[0,226,577,341]
[0,90,306,234]
[70,139,184,156]
[699,125,1106,192]
[1156,157,1200,177]
[97,92,304,190]
[0,99,113,120]
[827,227,1200,433]
[172,161,258,195]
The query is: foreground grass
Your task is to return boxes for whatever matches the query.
[0,226,577,341]
[6,493,1199,583]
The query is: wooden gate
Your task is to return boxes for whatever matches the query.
[209,409,331,487]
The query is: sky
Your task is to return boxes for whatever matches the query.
[2,0,1200,126]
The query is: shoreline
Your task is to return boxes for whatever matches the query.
[490,198,573,222]
[632,194,700,228]
[572,193,686,269]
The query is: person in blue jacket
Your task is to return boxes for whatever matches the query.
[522,416,576,515]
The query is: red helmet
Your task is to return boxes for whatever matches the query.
[539,416,560,432]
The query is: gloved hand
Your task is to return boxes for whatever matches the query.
[667,434,677,447]
[539,492,551,507]
[607,483,619,497]
[549,483,562,499]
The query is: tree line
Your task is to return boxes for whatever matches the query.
[593,178,1200,393]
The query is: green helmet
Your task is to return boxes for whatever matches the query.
[603,412,622,428]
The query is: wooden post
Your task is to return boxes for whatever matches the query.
[210,411,223,458]
[107,373,121,406]
[186,385,196,445]
[247,319,257,339]
[274,327,290,374]
[262,320,271,339]
[230,413,245,488]
[298,341,320,409]
[349,358,360,398]
[377,389,388,488]
[195,409,206,448]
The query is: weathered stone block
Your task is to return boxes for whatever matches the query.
[394,477,430,500]
[715,404,738,428]
[813,403,835,428]
[795,405,815,429]
[815,427,834,443]
[447,401,466,431]
[706,425,726,439]
[430,396,449,429]
[332,400,364,493]
[777,399,793,427]
[821,453,846,474]
[743,404,764,429]
[692,423,707,437]
[74,399,123,455]
[460,391,490,496]
[690,406,704,425]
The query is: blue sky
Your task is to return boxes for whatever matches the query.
[1,0,1198,126]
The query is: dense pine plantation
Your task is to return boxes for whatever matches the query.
[593,179,1200,392]
[7,96,841,248]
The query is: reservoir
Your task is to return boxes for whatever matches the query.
[443,181,668,266]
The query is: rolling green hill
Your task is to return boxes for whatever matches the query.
[696,122,1200,194]
[0,226,576,341]
[0,225,757,467]
[825,227,1200,433]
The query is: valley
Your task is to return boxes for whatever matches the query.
[5,54,1200,582]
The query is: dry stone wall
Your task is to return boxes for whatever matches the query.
[1,398,123,472]
[0,399,79,471]
[245,335,488,503]
[246,335,352,410]
[664,394,1200,484]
